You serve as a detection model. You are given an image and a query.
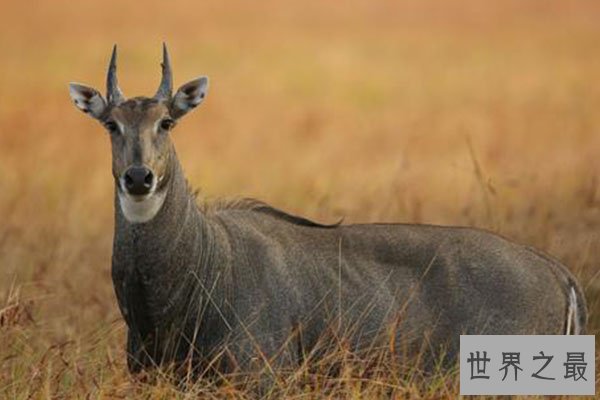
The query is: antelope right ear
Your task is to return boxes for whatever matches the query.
[170,77,208,119]
[69,83,107,119]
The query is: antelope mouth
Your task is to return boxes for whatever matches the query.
[128,192,153,203]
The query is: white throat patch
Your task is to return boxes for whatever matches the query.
[118,190,167,223]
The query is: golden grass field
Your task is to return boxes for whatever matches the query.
[0,0,599,398]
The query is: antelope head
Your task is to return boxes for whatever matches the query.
[69,44,208,223]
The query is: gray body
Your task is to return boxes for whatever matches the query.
[112,155,587,374]
[69,45,587,377]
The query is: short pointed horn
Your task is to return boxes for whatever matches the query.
[154,43,173,100]
[106,45,125,104]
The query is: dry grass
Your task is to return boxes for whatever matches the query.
[0,0,599,398]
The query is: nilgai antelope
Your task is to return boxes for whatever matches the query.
[69,45,586,376]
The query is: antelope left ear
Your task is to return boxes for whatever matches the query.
[69,83,107,119]
[171,77,208,119]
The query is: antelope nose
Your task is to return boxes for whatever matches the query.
[123,166,154,196]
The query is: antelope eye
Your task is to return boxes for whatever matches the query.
[159,118,175,131]
[104,120,119,134]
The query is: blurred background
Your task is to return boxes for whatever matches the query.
[0,0,599,396]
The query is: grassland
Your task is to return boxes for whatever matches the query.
[0,0,599,398]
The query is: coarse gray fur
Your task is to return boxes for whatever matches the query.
[70,45,587,378]
[112,153,587,374]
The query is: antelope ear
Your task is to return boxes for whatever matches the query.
[171,77,208,119]
[69,83,107,119]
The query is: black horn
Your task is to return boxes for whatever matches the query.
[106,45,125,104]
[154,43,173,101]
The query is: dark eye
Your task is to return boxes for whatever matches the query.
[104,120,119,134]
[159,118,175,131]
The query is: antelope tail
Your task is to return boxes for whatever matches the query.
[565,286,583,335]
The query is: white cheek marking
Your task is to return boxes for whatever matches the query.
[118,190,167,223]
[116,121,125,135]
